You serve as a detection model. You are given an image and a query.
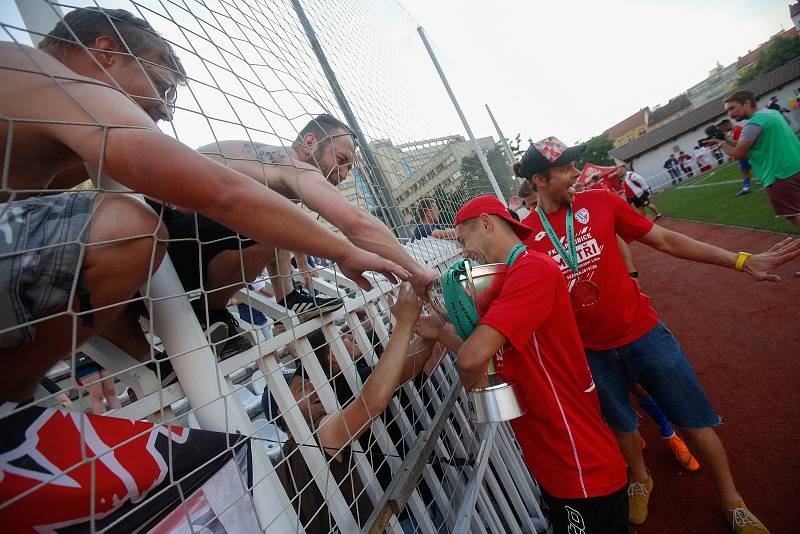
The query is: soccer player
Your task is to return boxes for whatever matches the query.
[416,195,629,534]
[518,136,799,532]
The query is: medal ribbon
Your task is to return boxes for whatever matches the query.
[535,204,579,273]
[504,244,528,267]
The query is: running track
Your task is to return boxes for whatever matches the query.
[627,219,800,534]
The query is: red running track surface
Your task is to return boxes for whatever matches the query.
[626,219,800,534]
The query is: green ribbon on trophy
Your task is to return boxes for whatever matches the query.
[441,258,480,340]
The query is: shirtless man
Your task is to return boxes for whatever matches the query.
[184,115,437,332]
[0,7,407,401]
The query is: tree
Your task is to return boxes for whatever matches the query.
[458,143,518,200]
[734,34,800,87]
[573,135,616,167]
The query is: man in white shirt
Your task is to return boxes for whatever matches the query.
[622,167,664,220]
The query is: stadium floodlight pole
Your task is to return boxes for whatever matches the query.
[418,26,507,206]
[15,0,62,47]
[291,0,409,239]
[486,104,516,169]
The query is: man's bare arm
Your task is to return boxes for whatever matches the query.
[44,84,409,289]
[316,284,421,452]
[457,324,506,390]
[638,225,800,282]
[200,141,437,296]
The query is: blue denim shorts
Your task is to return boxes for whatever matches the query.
[0,192,96,348]
[585,321,720,434]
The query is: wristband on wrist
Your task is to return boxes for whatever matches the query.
[629,271,639,279]
[735,252,752,271]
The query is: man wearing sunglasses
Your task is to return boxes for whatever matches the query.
[0,7,409,402]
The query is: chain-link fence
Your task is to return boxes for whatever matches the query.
[0,1,539,532]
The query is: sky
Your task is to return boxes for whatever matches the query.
[1,0,795,150]
[399,0,796,145]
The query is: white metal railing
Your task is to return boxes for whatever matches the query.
[70,234,544,532]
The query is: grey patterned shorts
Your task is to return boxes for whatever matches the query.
[0,192,97,348]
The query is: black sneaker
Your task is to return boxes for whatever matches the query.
[206,308,254,360]
[279,289,343,321]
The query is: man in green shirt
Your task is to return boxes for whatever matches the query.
[714,90,800,229]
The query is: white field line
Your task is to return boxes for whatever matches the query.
[677,179,746,189]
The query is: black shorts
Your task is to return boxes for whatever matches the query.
[148,201,256,292]
[630,192,651,208]
[541,486,628,534]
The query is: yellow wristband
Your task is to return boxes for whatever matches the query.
[735,252,752,271]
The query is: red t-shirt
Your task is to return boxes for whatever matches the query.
[479,250,627,499]
[522,190,659,350]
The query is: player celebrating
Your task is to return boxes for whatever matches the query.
[518,136,799,533]
[416,195,629,534]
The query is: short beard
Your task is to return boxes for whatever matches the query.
[312,142,336,182]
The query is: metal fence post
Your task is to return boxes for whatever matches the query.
[486,104,516,169]
[417,26,507,206]
[291,0,409,238]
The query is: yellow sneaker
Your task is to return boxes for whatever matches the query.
[724,500,770,533]
[627,475,654,525]
[666,433,700,471]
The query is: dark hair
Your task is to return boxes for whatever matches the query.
[39,8,186,82]
[718,119,732,127]
[517,179,534,197]
[528,168,552,192]
[724,90,756,107]
[294,113,355,148]
[512,161,522,178]
[506,208,520,222]
[306,329,332,376]
[417,197,438,219]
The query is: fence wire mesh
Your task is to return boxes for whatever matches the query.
[0,1,535,532]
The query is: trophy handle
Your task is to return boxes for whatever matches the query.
[464,262,496,374]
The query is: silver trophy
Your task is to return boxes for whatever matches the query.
[430,262,527,423]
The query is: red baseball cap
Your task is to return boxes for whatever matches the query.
[454,195,532,239]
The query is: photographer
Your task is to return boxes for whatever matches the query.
[711,90,800,230]
[718,119,754,196]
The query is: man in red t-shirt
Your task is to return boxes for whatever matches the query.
[518,136,799,533]
[416,195,628,534]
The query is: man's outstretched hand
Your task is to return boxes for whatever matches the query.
[410,267,439,301]
[339,247,410,291]
[742,237,800,282]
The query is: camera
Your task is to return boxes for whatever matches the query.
[698,124,726,146]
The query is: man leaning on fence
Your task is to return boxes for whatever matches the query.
[190,124,438,333]
[0,7,409,402]
[274,284,441,533]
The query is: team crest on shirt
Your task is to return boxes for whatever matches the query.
[534,231,547,241]
[575,208,590,225]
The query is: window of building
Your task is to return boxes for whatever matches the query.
[445,154,456,166]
